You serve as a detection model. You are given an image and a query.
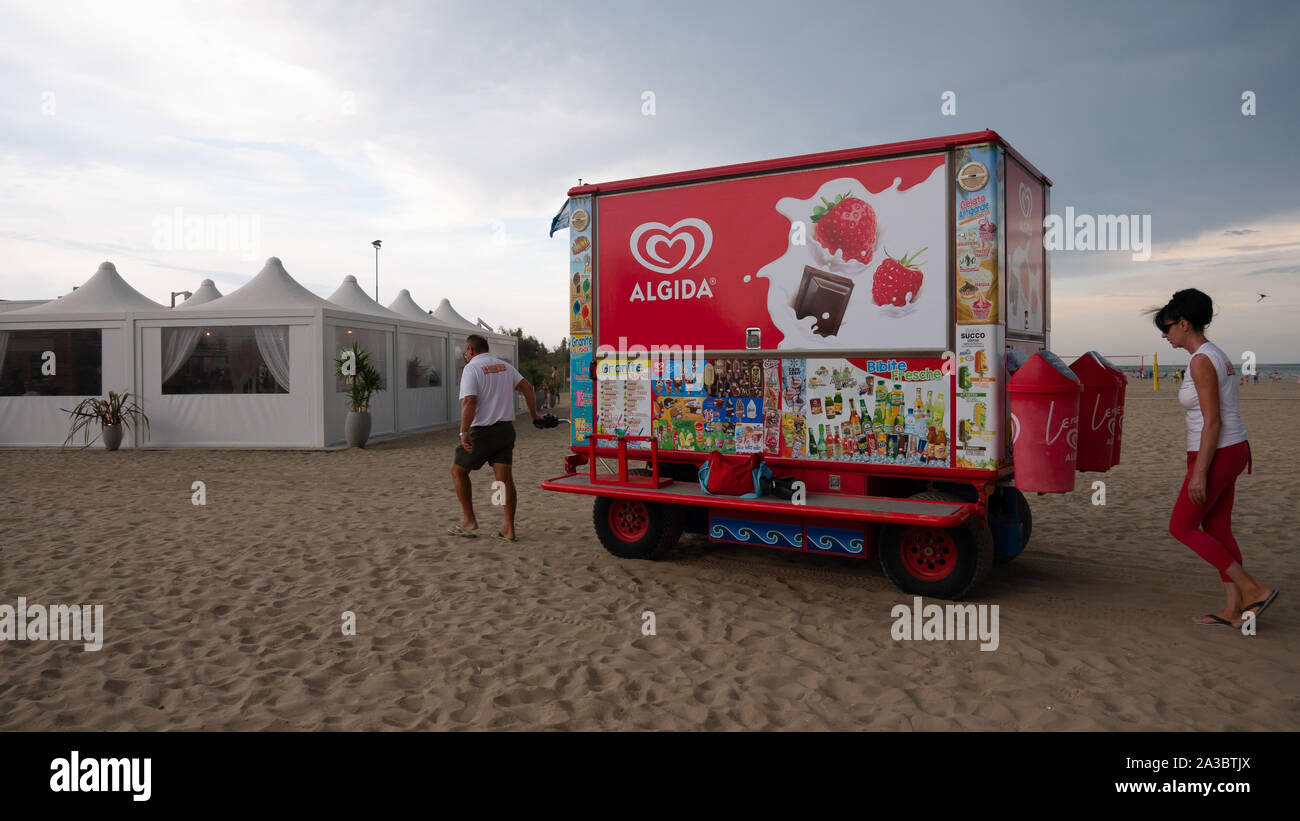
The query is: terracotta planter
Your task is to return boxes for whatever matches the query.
[102,423,123,451]
[345,411,371,448]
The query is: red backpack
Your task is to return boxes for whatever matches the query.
[697,451,772,498]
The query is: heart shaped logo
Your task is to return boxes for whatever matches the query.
[1019,182,1032,218]
[630,218,713,274]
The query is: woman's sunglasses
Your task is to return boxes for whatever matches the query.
[1158,320,1178,334]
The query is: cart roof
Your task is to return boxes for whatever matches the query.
[568,129,1049,197]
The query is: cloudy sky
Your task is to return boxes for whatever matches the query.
[1,0,1296,362]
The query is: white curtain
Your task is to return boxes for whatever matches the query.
[254,326,290,391]
[161,327,203,382]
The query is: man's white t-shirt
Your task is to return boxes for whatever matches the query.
[460,353,522,427]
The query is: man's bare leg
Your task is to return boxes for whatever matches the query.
[451,463,478,532]
[492,462,517,539]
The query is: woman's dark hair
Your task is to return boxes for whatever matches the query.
[1145,288,1214,333]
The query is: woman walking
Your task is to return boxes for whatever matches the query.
[1150,289,1277,627]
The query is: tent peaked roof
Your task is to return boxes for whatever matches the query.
[175,278,223,308]
[387,289,431,321]
[431,298,480,331]
[197,257,334,311]
[16,261,163,314]
[327,275,405,319]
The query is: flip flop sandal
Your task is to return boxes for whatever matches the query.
[493,532,518,542]
[447,525,479,538]
[1242,590,1279,617]
[1195,614,1234,626]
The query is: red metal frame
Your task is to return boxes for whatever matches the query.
[567,130,1051,197]
[588,433,672,488]
[541,474,978,528]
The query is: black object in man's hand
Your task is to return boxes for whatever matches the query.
[533,414,560,429]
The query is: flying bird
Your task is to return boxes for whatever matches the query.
[1258,294,1268,302]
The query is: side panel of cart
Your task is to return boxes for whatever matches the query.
[549,132,1054,599]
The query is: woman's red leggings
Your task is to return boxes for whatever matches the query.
[1169,440,1251,582]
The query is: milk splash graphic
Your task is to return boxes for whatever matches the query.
[756,170,948,350]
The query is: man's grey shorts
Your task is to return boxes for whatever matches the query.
[453,421,515,470]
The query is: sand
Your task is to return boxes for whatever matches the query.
[1,381,1296,731]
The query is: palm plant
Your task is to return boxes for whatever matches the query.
[62,391,150,448]
[335,343,383,412]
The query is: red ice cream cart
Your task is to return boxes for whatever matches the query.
[543,130,1120,599]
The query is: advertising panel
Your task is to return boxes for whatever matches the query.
[569,333,593,445]
[955,144,1001,325]
[954,325,1004,469]
[596,153,950,351]
[1004,156,1046,335]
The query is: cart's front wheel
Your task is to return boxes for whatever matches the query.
[593,497,683,560]
[878,491,994,599]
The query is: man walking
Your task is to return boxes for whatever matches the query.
[449,334,541,541]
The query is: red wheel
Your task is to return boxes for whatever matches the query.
[878,491,995,599]
[608,499,650,542]
[898,526,959,580]
[593,497,683,560]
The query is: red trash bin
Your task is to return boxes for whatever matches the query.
[1009,352,1083,493]
[1098,356,1128,466]
[1069,352,1120,472]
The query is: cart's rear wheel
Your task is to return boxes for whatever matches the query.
[992,486,1033,564]
[593,497,683,560]
[878,491,994,600]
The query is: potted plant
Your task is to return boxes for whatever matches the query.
[62,391,150,450]
[336,343,383,447]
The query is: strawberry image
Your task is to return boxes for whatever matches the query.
[871,247,927,307]
[811,193,877,264]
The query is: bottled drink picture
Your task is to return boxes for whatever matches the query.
[841,422,855,455]
[819,424,826,458]
[909,407,920,459]
[914,387,923,413]
[933,393,946,428]
[808,427,819,458]
[925,390,935,427]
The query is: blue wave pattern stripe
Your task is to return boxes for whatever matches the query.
[808,526,865,555]
[709,517,802,548]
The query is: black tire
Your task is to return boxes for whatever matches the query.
[992,486,1033,564]
[593,497,684,560]
[878,491,995,600]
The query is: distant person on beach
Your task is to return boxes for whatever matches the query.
[448,334,542,542]
[1150,289,1277,627]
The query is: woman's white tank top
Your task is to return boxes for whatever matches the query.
[1178,341,1248,451]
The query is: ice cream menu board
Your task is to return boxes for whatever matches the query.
[1004,156,1046,335]
[569,195,593,335]
[595,153,950,351]
[650,358,779,454]
[954,326,1004,469]
[595,357,652,441]
[955,143,1001,325]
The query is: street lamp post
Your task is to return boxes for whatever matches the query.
[371,240,382,301]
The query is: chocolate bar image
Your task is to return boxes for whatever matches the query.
[793,265,854,337]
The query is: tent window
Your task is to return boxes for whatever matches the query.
[334,327,389,392]
[402,334,443,389]
[0,328,102,396]
[161,326,290,394]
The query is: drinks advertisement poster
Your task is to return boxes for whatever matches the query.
[799,356,949,465]
[955,143,1000,325]
[954,325,1004,469]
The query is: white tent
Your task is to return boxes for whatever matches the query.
[176,279,223,307]
[1,258,521,448]
[0,262,160,446]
